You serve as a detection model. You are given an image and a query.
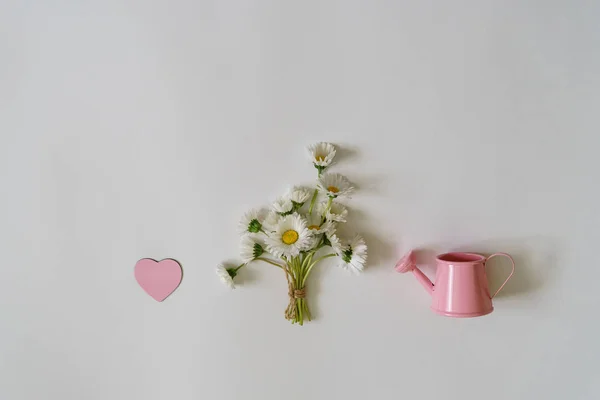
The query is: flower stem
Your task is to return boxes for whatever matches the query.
[302,253,336,286]
[321,197,333,222]
[308,188,319,215]
[256,257,284,269]
[301,252,313,275]
[234,263,246,272]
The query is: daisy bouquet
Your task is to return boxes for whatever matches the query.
[217,142,367,325]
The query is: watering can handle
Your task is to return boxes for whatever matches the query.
[485,253,515,299]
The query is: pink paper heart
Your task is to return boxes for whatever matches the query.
[134,258,183,301]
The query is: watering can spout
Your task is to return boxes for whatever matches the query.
[395,250,434,295]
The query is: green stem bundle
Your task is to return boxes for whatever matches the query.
[283,251,336,325]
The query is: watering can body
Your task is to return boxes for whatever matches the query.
[396,251,515,318]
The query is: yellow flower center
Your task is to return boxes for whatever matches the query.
[327,186,340,193]
[315,155,326,162]
[308,225,320,230]
[282,230,299,245]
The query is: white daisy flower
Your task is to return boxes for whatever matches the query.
[216,263,237,289]
[317,173,354,199]
[318,201,348,222]
[305,213,335,235]
[307,142,336,170]
[238,209,263,234]
[325,231,344,255]
[272,196,294,216]
[265,214,312,259]
[300,228,321,251]
[305,235,321,251]
[339,235,367,274]
[327,202,348,222]
[286,186,311,206]
[240,235,265,263]
[262,211,281,233]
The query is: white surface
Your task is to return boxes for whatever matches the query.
[1,1,599,399]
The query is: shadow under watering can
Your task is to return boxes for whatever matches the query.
[395,251,515,318]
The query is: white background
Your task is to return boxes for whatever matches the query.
[1,1,599,399]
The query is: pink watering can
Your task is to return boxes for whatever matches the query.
[395,251,515,317]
